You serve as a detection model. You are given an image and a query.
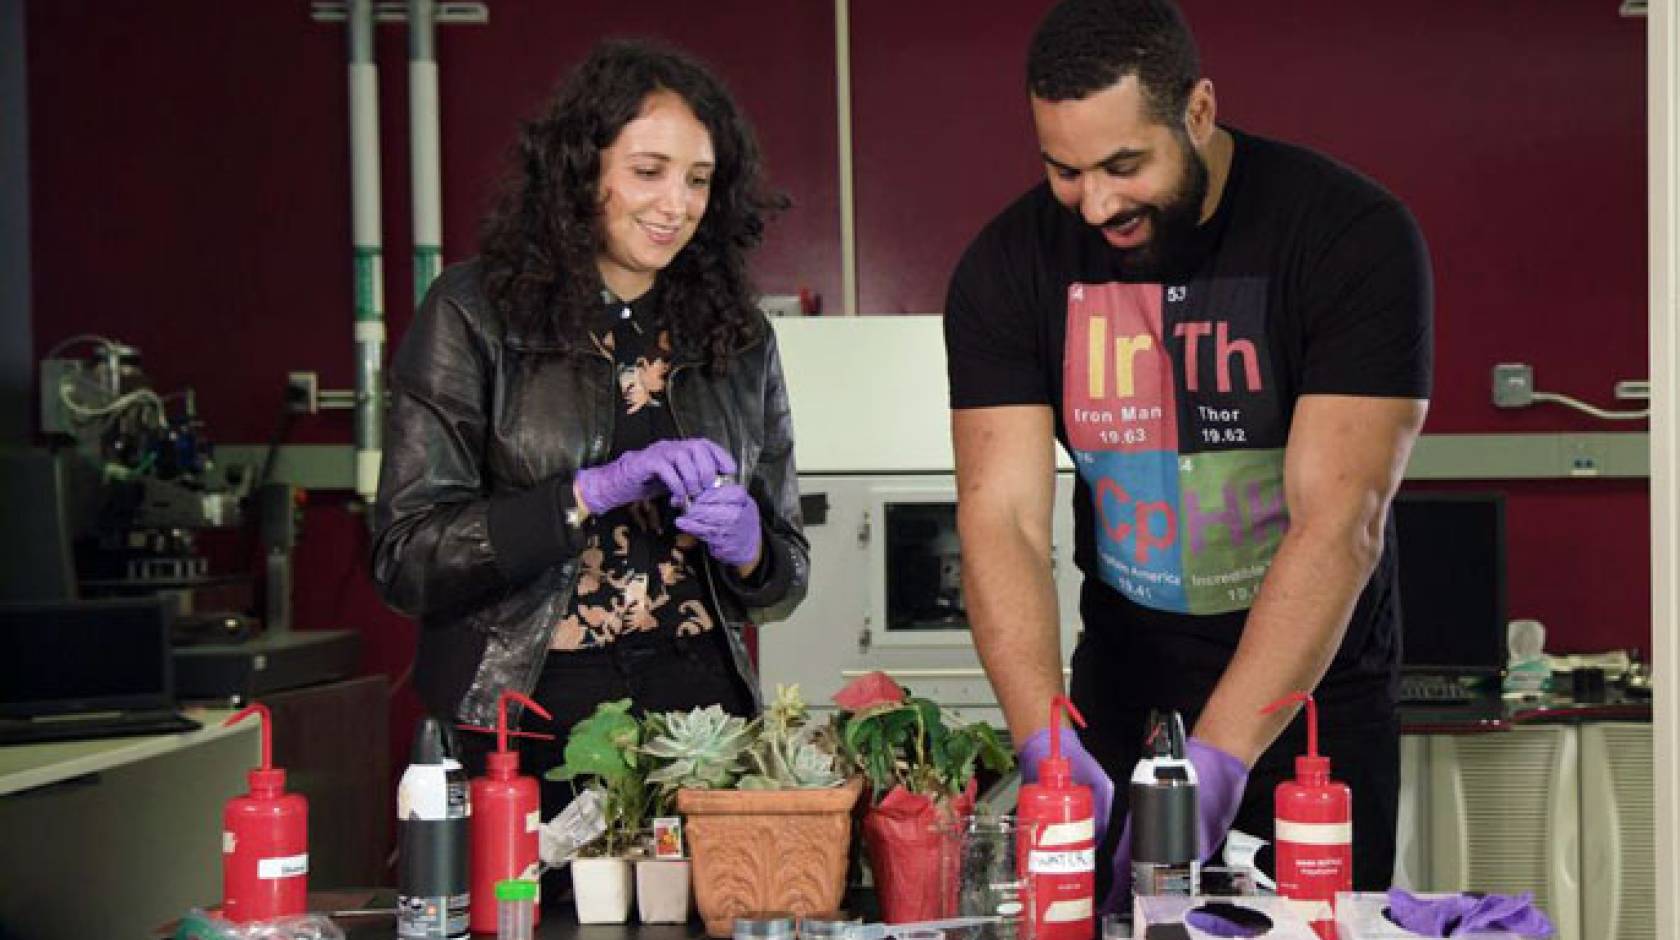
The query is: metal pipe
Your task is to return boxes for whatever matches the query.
[409,0,443,301]
[834,0,858,316]
[348,0,385,504]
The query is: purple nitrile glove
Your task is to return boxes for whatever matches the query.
[1186,737,1249,860]
[1459,892,1554,936]
[1100,737,1248,914]
[674,483,762,568]
[1386,889,1555,938]
[575,438,736,515]
[1018,726,1115,846]
[1386,889,1485,936]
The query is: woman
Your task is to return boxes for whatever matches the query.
[372,39,808,793]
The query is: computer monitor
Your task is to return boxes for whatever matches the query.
[1390,491,1508,675]
[0,595,178,718]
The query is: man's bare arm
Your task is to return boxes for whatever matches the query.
[1194,394,1428,765]
[953,405,1064,741]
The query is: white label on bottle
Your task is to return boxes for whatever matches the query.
[223,832,235,854]
[1029,848,1095,873]
[1285,898,1334,922]
[1275,820,1353,845]
[526,809,541,833]
[1043,898,1093,922]
[258,853,309,879]
[1034,818,1095,847]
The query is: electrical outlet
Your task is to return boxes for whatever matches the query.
[1492,363,1535,408]
[285,372,319,415]
[1615,380,1650,401]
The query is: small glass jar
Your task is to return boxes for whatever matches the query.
[799,911,861,940]
[495,878,538,940]
[734,912,798,940]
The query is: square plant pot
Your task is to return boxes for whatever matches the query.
[573,855,634,924]
[679,778,863,938]
[636,857,692,923]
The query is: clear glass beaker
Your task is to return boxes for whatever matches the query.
[939,814,1032,940]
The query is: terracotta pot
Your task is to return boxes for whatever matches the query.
[572,855,634,924]
[678,777,864,938]
[635,858,692,924]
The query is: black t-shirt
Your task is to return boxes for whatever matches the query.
[944,127,1432,719]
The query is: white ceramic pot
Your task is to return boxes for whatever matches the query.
[635,858,692,924]
[573,856,634,924]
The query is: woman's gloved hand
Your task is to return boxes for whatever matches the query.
[575,438,736,514]
[674,483,762,568]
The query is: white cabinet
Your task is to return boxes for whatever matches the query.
[1400,722,1654,940]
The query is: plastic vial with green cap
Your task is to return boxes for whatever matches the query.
[495,879,538,940]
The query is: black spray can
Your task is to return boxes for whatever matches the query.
[398,716,470,939]
[1129,709,1200,898]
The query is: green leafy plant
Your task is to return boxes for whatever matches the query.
[831,671,1013,806]
[546,698,653,856]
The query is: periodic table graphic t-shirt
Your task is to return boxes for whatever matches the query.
[944,127,1431,712]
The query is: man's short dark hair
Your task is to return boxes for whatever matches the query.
[1026,0,1201,126]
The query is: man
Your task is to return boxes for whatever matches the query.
[944,0,1431,906]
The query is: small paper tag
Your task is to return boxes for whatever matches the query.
[653,817,684,859]
[257,853,309,879]
[223,831,235,854]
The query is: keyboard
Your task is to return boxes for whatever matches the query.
[0,710,200,746]
[1398,674,1478,706]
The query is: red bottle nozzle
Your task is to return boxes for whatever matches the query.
[225,702,284,794]
[484,691,552,778]
[1261,691,1329,781]
[1039,695,1088,786]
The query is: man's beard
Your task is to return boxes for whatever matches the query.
[1104,135,1210,281]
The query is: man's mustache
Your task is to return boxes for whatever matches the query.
[1100,207,1152,230]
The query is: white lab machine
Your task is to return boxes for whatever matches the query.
[760,316,1084,727]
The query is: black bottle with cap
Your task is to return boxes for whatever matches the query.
[397,716,471,939]
[1129,709,1200,899]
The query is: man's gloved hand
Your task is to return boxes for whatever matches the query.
[674,484,762,568]
[1018,726,1114,844]
[1100,737,1248,914]
[575,438,736,515]
[1186,737,1248,861]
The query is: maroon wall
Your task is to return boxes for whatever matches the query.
[25,0,1651,776]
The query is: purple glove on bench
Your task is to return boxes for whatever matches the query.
[1386,888,1555,937]
[575,438,736,514]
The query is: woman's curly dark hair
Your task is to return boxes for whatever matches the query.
[479,39,786,371]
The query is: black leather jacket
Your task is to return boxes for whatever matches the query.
[372,262,809,728]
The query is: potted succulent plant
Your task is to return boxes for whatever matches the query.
[547,698,652,925]
[633,705,756,925]
[831,671,1014,924]
[650,686,860,938]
